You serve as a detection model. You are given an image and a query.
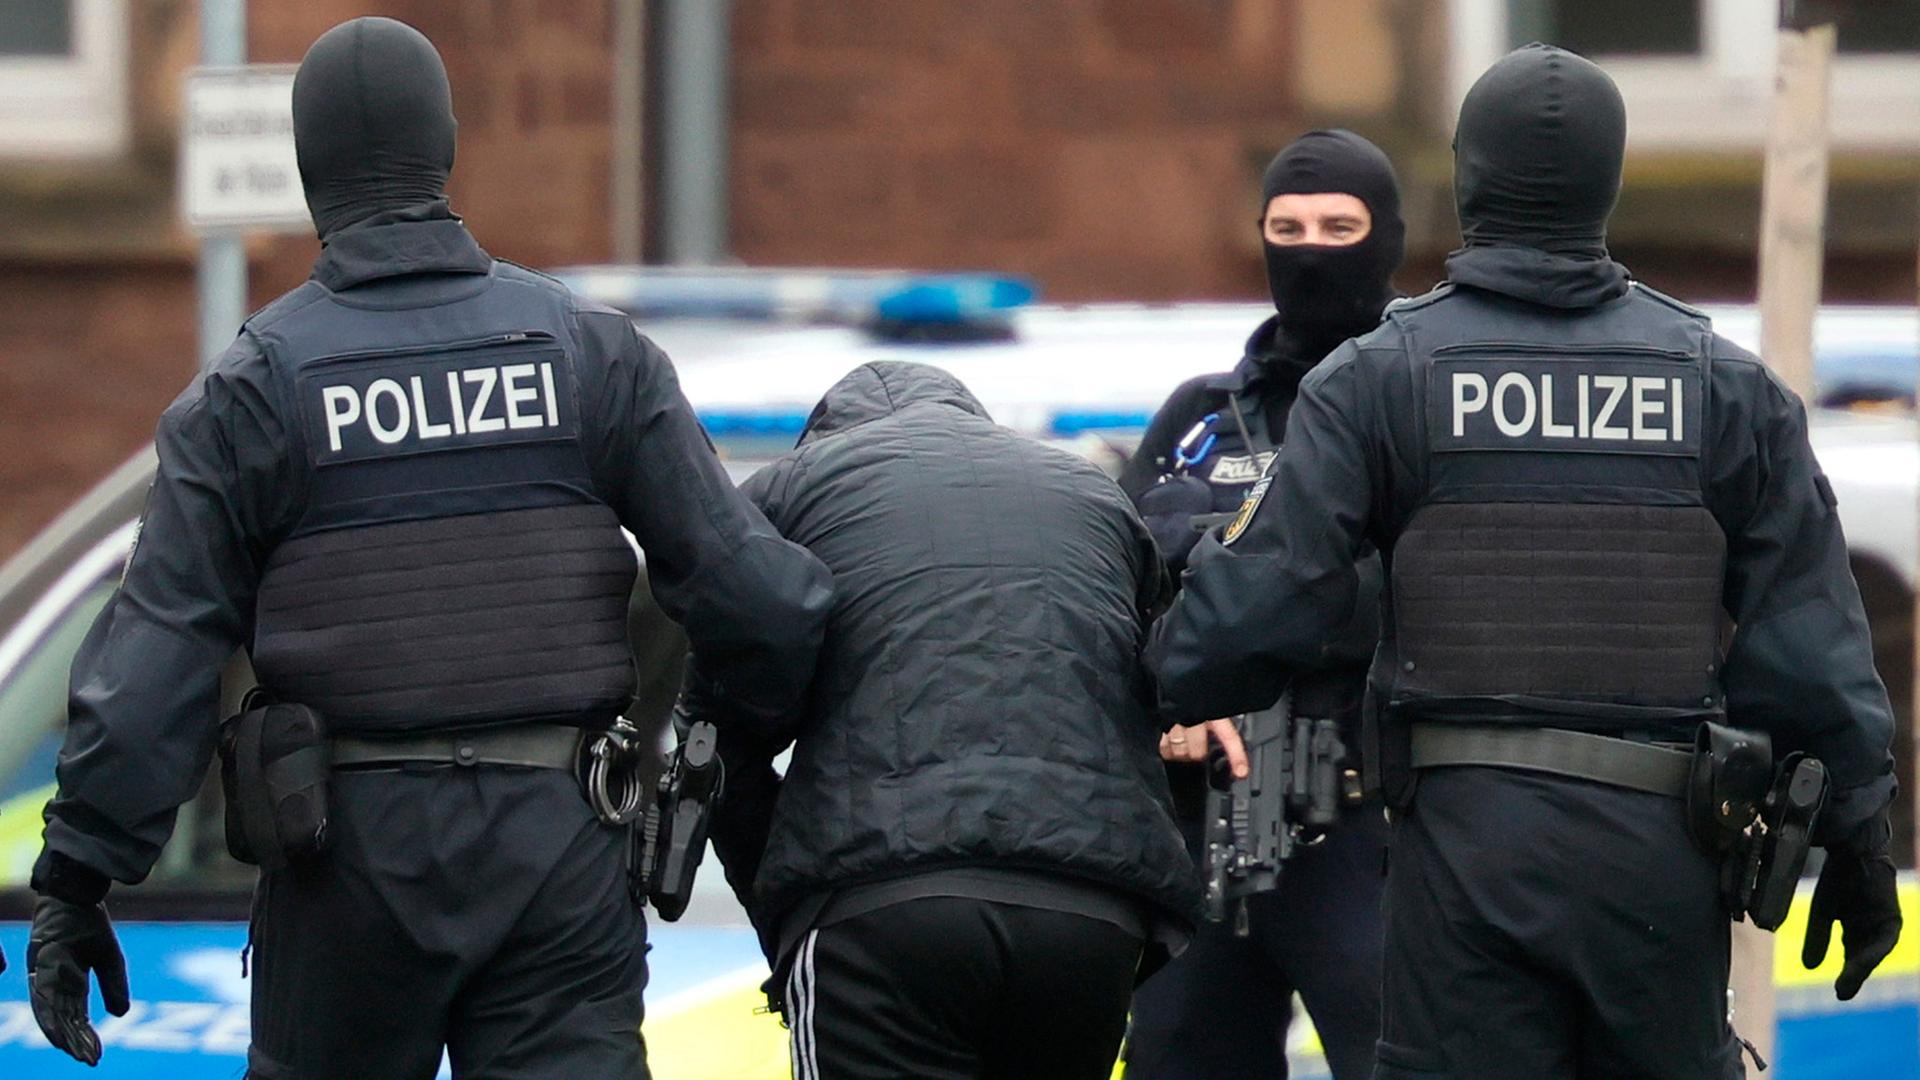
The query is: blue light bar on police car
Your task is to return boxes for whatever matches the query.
[552,266,1037,325]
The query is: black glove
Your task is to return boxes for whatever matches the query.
[1137,476,1215,572]
[27,895,130,1067]
[1802,814,1903,1001]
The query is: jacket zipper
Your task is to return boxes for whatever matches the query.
[306,330,556,368]
[1431,341,1693,360]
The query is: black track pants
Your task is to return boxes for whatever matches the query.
[245,765,649,1080]
[784,896,1144,1080]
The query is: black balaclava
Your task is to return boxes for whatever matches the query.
[292,17,457,241]
[1454,43,1625,258]
[1259,130,1405,362]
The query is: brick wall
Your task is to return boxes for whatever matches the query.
[0,0,623,561]
[4,2,1914,562]
[729,0,1308,300]
[247,0,622,297]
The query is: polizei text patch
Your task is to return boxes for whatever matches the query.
[300,338,577,465]
[1427,354,1702,456]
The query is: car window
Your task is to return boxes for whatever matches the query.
[0,530,253,901]
[0,576,111,888]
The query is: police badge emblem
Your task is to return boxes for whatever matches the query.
[1221,475,1272,546]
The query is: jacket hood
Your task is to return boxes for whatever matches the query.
[799,361,991,445]
[1445,244,1631,310]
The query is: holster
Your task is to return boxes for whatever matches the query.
[1684,722,1773,860]
[635,719,722,921]
[1745,754,1827,930]
[1684,721,1828,929]
[218,690,331,870]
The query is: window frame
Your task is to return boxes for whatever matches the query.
[0,0,129,160]
[1447,0,1920,150]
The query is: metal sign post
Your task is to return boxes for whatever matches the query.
[187,1,310,371]
[194,0,247,371]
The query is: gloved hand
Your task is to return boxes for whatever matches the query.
[27,895,130,1066]
[1802,814,1903,1001]
[1137,476,1215,571]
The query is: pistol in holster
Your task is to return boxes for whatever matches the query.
[634,719,723,922]
[1685,721,1829,930]
[218,688,331,870]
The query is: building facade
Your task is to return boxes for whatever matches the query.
[2,0,1917,558]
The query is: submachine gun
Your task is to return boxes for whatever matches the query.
[634,720,722,922]
[1203,690,1356,936]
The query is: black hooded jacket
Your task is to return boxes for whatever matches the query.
[694,361,1197,949]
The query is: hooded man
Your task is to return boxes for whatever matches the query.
[25,17,832,1076]
[692,360,1197,1080]
[1148,44,1901,1079]
[1118,129,1401,1080]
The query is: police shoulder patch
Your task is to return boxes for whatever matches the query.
[1222,475,1272,547]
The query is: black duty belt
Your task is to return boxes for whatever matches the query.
[330,724,581,770]
[1411,723,1691,799]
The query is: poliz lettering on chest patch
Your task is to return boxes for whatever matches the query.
[1429,356,1702,457]
[301,342,577,465]
[1207,451,1276,486]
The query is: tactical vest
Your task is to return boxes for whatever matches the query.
[1384,284,1726,727]
[247,264,638,732]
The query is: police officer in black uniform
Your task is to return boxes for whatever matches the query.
[24,18,831,1077]
[1151,45,1902,1079]
[1120,130,1399,1080]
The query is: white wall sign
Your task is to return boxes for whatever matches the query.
[180,65,309,232]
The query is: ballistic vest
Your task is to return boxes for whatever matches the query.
[247,261,637,732]
[1383,283,1726,727]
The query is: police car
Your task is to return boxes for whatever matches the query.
[0,270,1914,1077]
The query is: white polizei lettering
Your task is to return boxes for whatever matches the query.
[1492,372,1537,436]
[409,375,453,439]
[1671,377,1684,441]
[1539,374,1575,437]
[445,371,468,435]
[365,379,411,444]
[1578,376,1591,438]
[1452,372,1489,437]
[464,368,505,432]
[324,359,564,452]
[1591,375,1629,439]
[1631,376,1667,440]
[501,363,543,429]
[322,386,361,453]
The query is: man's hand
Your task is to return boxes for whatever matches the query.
[1159,719,1250,779]
[27,896,129,1067]
[1802,814,1903,1001]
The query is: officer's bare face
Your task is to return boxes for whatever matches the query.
[1263,193,1372,247]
